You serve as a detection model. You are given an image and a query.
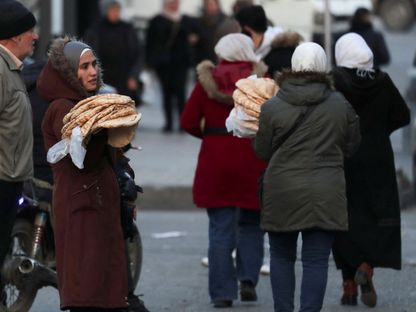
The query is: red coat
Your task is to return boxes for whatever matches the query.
[38,61,128,309]
[181,60,267,210]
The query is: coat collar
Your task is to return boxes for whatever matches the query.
[0,44,23,71]
[196,60,268,105]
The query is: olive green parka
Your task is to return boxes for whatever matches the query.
[254,71,361,233]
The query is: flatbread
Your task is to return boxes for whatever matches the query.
[252,78,279,99]
[64,95,134,124]
[233,89,262,113]
[235,79,268,102]
[107,126,137,148]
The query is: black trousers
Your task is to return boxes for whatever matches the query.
[156,66,188,131]
[0,180,23,285]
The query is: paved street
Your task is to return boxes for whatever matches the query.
[29,207,416,312]
[27,19,416,312]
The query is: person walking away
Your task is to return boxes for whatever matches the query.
[38,37,127,312]
[348,7,390,68]
[22,56,53,185]
[0,1,37,308]
[194,0,227,64]
[145,0,199,133]
[331,32,410,308]
[84,0,143,106]
[181,33,267,308]
[254,42,361,312]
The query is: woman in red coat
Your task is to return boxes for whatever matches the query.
[180,33,267,308]
[38,37,128,311]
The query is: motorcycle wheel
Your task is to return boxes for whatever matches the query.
[2,220,38,312]
[126,224,143,289]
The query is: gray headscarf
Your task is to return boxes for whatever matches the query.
[63,41,93,73]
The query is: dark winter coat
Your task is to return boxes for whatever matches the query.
[263,31,303,78]
[332,67,410,270]
[254,71,361,232]
[194,11,227,63]
[83,19,142,104]
[38,38,128,309]
[145,14,197,70]
[22,59,53,184]
[181,60,267,209]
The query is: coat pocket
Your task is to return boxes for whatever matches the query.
[70,180,101,214]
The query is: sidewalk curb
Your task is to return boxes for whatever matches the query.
[137,185,196,211]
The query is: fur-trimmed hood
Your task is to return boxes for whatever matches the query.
[41,37,103,101]
[276,70,333,106]
[271,31,303,49]
[196,60,268,105]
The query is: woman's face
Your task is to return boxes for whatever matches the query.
[77,50,98,92]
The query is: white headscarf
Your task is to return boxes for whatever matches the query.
[291,42,327,72]
[335,32,374,70]
[215,33,257,63]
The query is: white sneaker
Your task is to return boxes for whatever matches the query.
[260,263,270,275]
[201,250,236,268]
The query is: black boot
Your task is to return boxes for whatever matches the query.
[128,294,150,312]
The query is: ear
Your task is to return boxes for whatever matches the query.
[11,35,22,43]
[242,26,254,36]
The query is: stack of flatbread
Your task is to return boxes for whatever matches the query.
[232,77,279,132]
[61,94,141,148]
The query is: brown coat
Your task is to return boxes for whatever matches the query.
[38,38,127,309]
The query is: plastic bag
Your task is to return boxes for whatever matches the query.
[225,108,257,138]
[46,126,87,169]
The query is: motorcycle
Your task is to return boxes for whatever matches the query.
[1,174,143,312]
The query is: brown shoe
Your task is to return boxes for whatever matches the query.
[341,279,358,305]
[355,262,377,307]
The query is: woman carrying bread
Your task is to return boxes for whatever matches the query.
[180,33,267,308]
[38,37,128,312]
[254,42,361,312]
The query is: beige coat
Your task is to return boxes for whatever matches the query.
[0,46,33,181]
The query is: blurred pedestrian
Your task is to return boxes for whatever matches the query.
[38,37,128,312]
[0,1,37,306]
[349,7,390,68]
[146,0,199,133]
[181,33,267,308]
[332,32,410,308]
[254,42,361,312]
[194,0,226,64]
[84,0,143,106]
[236,5,303,77]
[22,56,53,185]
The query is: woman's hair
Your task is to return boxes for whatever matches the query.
[235,5,267,33]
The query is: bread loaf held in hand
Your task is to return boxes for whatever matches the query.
[61,94,141,148]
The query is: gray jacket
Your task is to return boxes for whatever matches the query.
[0,46,33,181]
[254,71,360,232]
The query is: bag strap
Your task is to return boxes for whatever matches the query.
[271,104,318,155]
